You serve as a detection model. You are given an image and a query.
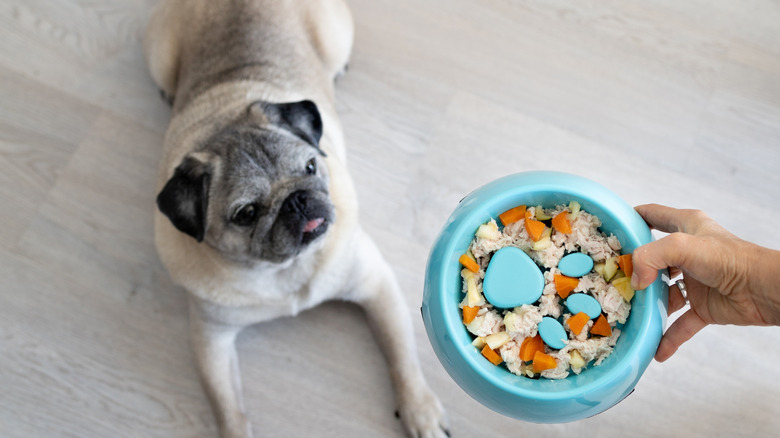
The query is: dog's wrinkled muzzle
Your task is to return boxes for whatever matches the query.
[279,190,332,243]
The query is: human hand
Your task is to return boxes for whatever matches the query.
[630,204,780,362]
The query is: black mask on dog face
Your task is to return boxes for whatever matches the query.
[157,100,334,264]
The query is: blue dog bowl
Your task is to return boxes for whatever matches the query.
[421,171,668,423]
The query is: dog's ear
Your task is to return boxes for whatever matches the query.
[249,100,325,155]
[156,155,212,242]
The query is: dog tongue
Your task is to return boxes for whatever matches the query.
[303,218,325,233]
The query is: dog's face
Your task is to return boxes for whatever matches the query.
[156,100,334,264]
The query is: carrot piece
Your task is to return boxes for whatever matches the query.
[590,314,612,337]
[554,274,579,299]
[525,219,546,242]
[532,351,558,373]
[551,211,572,234]
[519,334,545,362]
[462,306,480,324]
[567,312,591,336]
[459,253,480,273]
[481,345,503,365]
[499,205,527,226]
[617,254,633,278]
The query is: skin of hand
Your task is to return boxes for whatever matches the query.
[630,204,780,362]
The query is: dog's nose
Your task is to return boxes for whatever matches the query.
[281,190,308,214]
[279,190,328,240]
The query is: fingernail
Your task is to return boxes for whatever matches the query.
[630,273,640,290]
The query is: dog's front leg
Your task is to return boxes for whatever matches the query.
[348,230,450,438]
[189,298,251,438]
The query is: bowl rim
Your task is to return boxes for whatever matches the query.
[424,171,667,404]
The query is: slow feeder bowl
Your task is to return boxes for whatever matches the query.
[421,171,668,423]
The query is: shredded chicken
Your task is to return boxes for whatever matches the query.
[459,203,632,379]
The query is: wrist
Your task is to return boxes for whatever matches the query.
[748,244,780,325]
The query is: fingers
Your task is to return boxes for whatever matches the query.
[631,204,700,291]
[667,266,682,279]
[654,309,708,362]
[634,204,710,235]
[667,282,687,316]
[631,233,692,290]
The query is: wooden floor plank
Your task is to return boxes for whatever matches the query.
[2,0,779,437]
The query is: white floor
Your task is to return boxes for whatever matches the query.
[2,1,780,437]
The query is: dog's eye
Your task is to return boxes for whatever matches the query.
[231,204,258,226]
[305,158,316,175]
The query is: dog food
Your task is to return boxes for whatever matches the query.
[459,202,633,379]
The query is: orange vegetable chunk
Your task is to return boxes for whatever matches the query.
[617,254,633,278]
[525,219,546,242]
[551,211,572,234]
[499,205,527,226]
[519,334,545,362]
[590,314,612,337]
[481,345,503,365]
[462,306,480,324]
[554,274,579,299]
[459,254,480,273]
[567,312,590,336]
[532,351,558,373]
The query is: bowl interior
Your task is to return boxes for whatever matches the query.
[426,171,668,404]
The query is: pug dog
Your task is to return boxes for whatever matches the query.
[143,0,448,437]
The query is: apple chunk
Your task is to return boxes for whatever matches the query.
[612,276,635,302]
[603,256,619,281]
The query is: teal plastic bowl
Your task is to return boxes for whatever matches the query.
[421,171,668,423]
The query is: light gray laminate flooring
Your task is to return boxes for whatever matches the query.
[2,1,779,437]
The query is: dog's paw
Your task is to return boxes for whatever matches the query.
[396,387,450,438]
[219,413,253,438]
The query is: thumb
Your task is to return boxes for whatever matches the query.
[631,233,692,290]
[654,308,708,362]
